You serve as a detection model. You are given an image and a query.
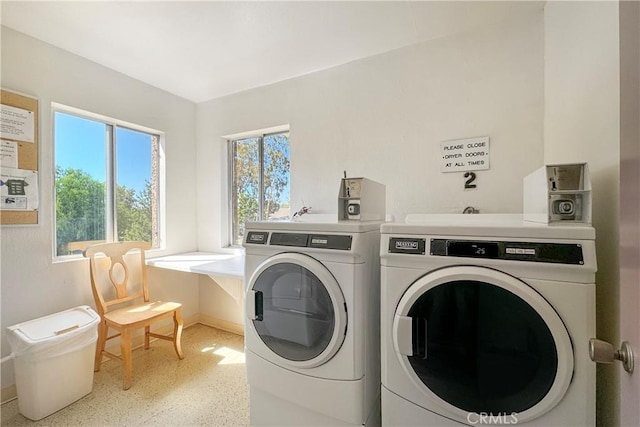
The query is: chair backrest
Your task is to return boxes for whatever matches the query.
[84,241,152,317]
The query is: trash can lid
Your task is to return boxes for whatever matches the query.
[7,305,99,343]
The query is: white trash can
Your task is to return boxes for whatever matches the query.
[6,305,100,420]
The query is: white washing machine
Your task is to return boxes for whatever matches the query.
[244,219,382,426]
[380,214,596,426]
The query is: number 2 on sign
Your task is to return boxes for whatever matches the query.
[464,172,477,189]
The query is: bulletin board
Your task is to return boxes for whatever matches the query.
[0,88,39,225]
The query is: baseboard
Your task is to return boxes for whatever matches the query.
[0,315,239,403]
[197,314,244,336]
[1,384,17,405]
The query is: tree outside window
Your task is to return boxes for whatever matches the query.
[230,132,290,245]
[54,110,160,256]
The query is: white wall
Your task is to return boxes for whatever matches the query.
[544,2,620,425]
[196,12,545,251]
[0,27,200,392]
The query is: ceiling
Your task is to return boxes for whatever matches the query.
[1,1,544,103]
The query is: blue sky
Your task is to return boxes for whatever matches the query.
[55,112,152,193]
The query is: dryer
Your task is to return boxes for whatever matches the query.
[244,220,382,426]
[380,214,596,426]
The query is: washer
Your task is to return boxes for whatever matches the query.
[380,214,596,426]
[244,220,382,426]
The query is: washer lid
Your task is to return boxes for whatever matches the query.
[382,214,595,240]
[392,266,573,424]
[245,219,382,233]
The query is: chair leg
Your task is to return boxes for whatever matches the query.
[121,329,133,390]
[144,325,150,350]
[94,321,108,372]
[173,309,184,360]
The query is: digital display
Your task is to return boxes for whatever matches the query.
[447,241,499,259]
[309,234,352,250]
[430,239,584,264]
[268,233,352,250]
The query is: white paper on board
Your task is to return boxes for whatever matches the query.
[0,104,35,143]
[0,139,19,169]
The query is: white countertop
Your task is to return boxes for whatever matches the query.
[146,252,244,280]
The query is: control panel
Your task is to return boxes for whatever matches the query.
[246,231,353,251]
[388,237,584,265]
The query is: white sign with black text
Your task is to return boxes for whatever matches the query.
[440,136,490,173]
[0,104,35,143]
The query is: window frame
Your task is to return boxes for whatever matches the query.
[226,126,290,248]
[52,103,165,259]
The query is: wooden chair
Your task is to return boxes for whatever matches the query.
[84,241,184,390]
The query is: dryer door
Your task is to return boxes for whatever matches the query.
[392,265,573,424]
[246,253,347,369]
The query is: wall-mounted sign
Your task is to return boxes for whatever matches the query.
[440,136,490,173]
[0,104,35,143]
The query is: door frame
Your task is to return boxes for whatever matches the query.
[619,1,640,424]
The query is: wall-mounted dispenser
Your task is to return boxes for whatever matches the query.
[523,162,592,224]
[338,175,385,221]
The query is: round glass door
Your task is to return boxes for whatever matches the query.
[393,266,573,423]
[247,253,347,368]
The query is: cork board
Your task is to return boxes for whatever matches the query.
[0,89,39,225]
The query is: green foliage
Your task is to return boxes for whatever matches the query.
[118,180,153,242]
[234,138,260,235]
[55,167,105,255]
[55,167,153,255]
[232,134,290,244]
[263,134,290,218]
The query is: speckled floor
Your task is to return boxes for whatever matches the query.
[1,324,249,426]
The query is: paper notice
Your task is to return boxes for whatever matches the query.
[1,104,35,143]
[1,139,19,168]
[0,167,38,210]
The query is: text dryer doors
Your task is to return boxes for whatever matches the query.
[392,265,573,424]
[247,253,347,369]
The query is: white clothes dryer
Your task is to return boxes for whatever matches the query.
[380,214,596,426]
[244,220,382,426]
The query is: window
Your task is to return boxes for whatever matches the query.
[54,108,161,257]
[229,131,290,246]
